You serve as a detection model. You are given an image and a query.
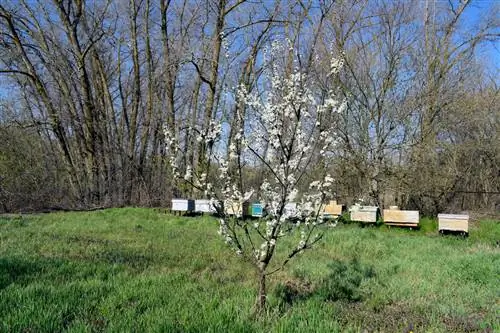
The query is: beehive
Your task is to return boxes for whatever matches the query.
[383,209,419,228]
[171,199,195,214]
[224,200,250,217]
[195,199,217,214]
[350,206,379,223]
[438,214,469,234]
[249,203,265,217]
[283,202,298,219]
[323,200,344,219]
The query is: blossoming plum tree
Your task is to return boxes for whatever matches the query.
[165,45,345,311]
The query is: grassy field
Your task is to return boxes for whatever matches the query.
[0,208,498,332]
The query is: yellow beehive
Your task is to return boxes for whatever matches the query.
[323,200,344,218]
[224,200,250,217]
[383,209,419,227]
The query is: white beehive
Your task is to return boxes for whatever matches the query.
[350,206,379,223]
[195,199,217,214]
[438,214,469,234]
[283,202,298,219]
[171,199,194,213]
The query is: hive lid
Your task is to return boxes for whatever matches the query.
[358,206,379,212]
[437,214,469,220]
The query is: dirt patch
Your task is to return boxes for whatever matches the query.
[338,301,429,332]
[274,278,314,305]
[442,313,493,333]
[337,301,494,332]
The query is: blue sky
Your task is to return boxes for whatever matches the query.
[462,0,500,78]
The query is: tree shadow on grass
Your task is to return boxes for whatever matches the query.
[0,253,133,291]
[0,215,30,227]
[88,247,154,270]
[45,233,156,270]
[273,258,376,309]
[0,257,44,290]
[1,235,160,292]
[0,256,118,332]
[0,256,112,291]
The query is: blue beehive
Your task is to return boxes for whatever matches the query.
[251,203,265,217]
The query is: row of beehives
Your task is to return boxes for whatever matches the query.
[171,199,469,234]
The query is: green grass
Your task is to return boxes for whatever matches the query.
[0,208,498,332]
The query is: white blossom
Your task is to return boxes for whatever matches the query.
[163,40,345,279]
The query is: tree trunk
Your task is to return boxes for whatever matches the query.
[127,0,142,204]
[160,0,176,136]
[197,0,226,174]
[256,271,266,312]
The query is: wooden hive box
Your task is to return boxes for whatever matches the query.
[350,206,379,223]
[224,200,250,217]
[438,214,469,234]
[322,200,344,219]
[195,199,217,214]
[383,209,419,228]
[250,203,265,218]
[171,199,195,213]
